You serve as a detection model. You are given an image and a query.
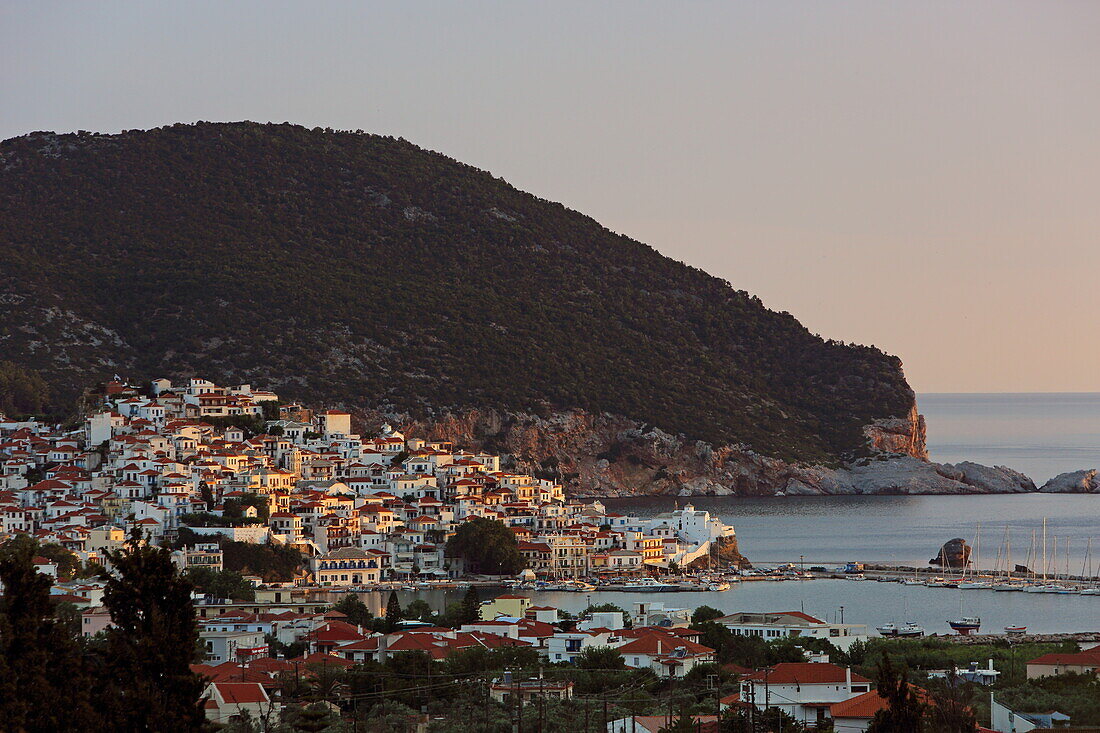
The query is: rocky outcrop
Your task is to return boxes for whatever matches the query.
[930,538,971,568]
[864,405,928,460]
[1039,469,1100,493]
[393,406,1036,497]
[683,536,752,570]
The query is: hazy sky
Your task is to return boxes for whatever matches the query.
[4,2,1099,393]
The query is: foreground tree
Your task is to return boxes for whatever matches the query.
[101,532,206,731]
[867,656,925,733]
[0,537,102,730]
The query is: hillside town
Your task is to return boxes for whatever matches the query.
[0,377,1090,731]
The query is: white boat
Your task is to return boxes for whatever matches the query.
[707,581,731,591]
[1004,625,1027,636]
[619,577,681,592]
[958,581,993,590]
[877,622,925,638]
[1079,588,1100,595]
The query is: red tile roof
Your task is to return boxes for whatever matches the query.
[744,663,870,685]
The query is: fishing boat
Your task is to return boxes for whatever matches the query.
[876,622,925,638]
[1004,625,1027,636]
[948,616,981,635]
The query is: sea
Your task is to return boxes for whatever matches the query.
[920,392,1100,484]
[363,394,1100,635]
[584,394,1100,635]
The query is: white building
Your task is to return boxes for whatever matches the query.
[716,610,868,652]
[741,663,871,729]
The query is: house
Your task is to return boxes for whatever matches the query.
[828,689,900,733]
[314,546,386,585]
[741,663,871,728]
[489,676,574,704]
[479,594,532,621]
[203,682,280,724]
[990,695,1072,732]
[200,628,269,664]
[1026,645,1100,679]
[716,610,868,652]
[615,628,715,678]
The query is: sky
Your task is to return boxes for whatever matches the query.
[3,1,1099,393]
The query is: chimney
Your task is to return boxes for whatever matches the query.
[845,665,852,690]
[988,658,994,671]
[657,638,663,654]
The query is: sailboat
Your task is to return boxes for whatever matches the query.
[959,523,992,589]
[1080,538,1100,595]
[993,527,1023,591]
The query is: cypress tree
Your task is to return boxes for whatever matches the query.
[385,591,403,630]
[867,656,926,733]
[460,586,481,625]
[101,531,206,732]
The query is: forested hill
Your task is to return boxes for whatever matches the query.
[0,122,913,462]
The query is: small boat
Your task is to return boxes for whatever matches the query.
[992,583,1024,592]
[877,622,925,638]
[1004,625,1027,636]
[1079,588,1100,595]
[707,581,731,592]
[948,616,981,635]
[958,581,992,590]
[847,574,867,581]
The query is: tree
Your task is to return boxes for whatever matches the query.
[100,531,206,731]
[577,645,625,670]
[332,593,374,627]
[0,536,103,730]
[458,585,481,625]
[385,591,403,629]
[691,605,724,625]
[404,598,435,622]
[199,481,215,510]
[185,567,256,601]
[867,656,925,733]
[445,517,525,575]
[924,671,978,733]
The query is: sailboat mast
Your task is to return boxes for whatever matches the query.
[1042,519,1048,581]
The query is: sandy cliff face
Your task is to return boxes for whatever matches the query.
[390,403,1034,497]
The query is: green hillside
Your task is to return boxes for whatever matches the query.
[0,122,913,462]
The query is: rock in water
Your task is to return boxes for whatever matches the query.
[1039,469,1100,493]
[930,538,971,568]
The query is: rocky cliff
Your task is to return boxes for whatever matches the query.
[391,405,1035,497]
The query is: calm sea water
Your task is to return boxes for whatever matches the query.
[921,392,1100,484]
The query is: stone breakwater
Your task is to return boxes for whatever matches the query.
[379,406,1038,498]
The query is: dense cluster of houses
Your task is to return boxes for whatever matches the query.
[1,376,1022,730]
[0,376,737,590]
[181,597,902,730]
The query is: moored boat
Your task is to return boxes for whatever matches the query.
[1004,625,1027,636]
[948,616,981,635]
[876,622,925,638]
